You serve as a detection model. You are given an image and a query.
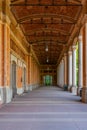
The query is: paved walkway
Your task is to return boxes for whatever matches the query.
[0,86,87,130]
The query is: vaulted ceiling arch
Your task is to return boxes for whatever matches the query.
[10,0,83,65]
[29,39,66,45]
[11,0,81,5]
[17,14,77,24]
[23,28,71,36]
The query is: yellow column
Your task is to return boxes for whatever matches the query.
[4,23,10,87]
[29,55,33,91]
[4,23,11,103]
[0,22,5,103]
[26,55,29,91]
[0,22,4,87]
[0,22,11,103]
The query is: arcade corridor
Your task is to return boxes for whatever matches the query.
[1,0,87,129]
[0,0,87,103]
[0,86,87,130]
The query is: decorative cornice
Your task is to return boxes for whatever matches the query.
[10,49,26,65]
[0,12,11,25]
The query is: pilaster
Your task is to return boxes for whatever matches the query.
[82,22,87,103]
[0,13,11,103]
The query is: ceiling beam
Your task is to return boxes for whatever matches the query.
[11,0,81,4]
[29,39,66,44]
[24,29,71,36]
[10,3,82,6]
[17,14,77,24]
[25,28,70,36]
[25,34,70,37]
[20,22,76,25]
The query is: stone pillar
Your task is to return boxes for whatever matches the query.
[25,55,29,91]
[57,63,61,86]
[57,65,59,86]
[64,53,68,87]
[0,22,11,103]
[4,23,11,103]
[59,62,62,87]
[82,23,87,103]
[68,51,72,91]
[0,0,11,104]
[0,22,5,103]
[57,59,64,88]
[29,55,32,91]
[72,45,77,95]
[60,59,64,87]
[77,35,83,95]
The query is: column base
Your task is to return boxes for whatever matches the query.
[0,86,12,104]
[6,87,12,103]
[77,86,82,96]
[0,87,6,103]
[29,84,40,91]
[68,86,72,92]
[63,84,68,91]
[24,85,29,92]
[17,87,24,95]
[82,88,87,103]
[71,86,77,95]
[29,85,32,91]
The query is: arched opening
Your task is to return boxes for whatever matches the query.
[11,61,17,98]
[23,67,26,92]
[43,75,52,86]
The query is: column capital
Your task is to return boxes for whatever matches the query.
[72,45,76,51]
[68,51,72,56]
[82,14,87,25]
[64,53,67,57]
[60,58,64,64]
[73,37,78,45]
[78,35,82,43]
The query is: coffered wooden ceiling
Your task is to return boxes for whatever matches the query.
[10,0,82,65]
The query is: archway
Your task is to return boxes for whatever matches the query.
[11,61,17,98]
[43,75,52,86]
[23,67,26,92]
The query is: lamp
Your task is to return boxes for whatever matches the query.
[46,57,49,63]
[45,44,48,52]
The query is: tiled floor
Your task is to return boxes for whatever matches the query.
[0,86,87,130]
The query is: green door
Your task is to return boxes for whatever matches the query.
[45,75,52,86]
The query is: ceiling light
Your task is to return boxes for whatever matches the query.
[45,45,48,52]
[46,58,49,63]
[45,47,48,52]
